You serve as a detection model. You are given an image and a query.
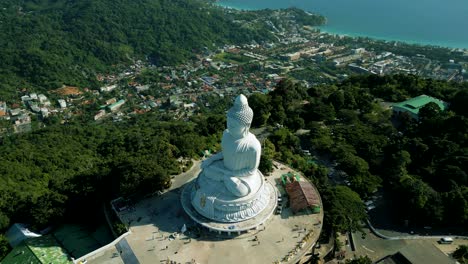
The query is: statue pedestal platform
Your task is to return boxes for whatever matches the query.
[88,161,324,264]
[181,179,277,234]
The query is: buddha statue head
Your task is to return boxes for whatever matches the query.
[227,94,253,139]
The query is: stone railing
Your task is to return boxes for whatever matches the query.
[73,230,131,264]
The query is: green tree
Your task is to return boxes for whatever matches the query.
[323,186,367,233]
[450,90,468,117]
[28,191,67,230]
[248,93,271,127]
[269,128,300,153]
[117,157,171,196]
[0,234,10,260]
[443,186,468,225]
[286,116,305,131]
[206,115,226,136]
[418,102,441,121]
[269,103,287,125]
[453,245,468,264]
[308,122,334,152]
[328,90,345,110]
[113,222,128,236]
[0,212,9,231]
[259,139,275,175]
[305,101,336,122]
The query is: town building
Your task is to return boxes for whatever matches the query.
[37,94,48,103]
[58,99,67,109]
[100,84,117,92]
[135,84,150,93]
[105,98,117,105]
[108,99,125,112]
[376,241,454,264]
[0,101,7,118]
[94,109,106,120]
[285,180,321,214]
[392,95,448,119]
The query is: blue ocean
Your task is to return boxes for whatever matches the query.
[218,0,468,49]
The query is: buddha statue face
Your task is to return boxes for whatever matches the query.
[227,116,249,139]
[226,94,253,139]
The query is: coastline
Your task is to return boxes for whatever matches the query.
[319,27,468,51]
[216,2,255,11]
[216,2,468,50]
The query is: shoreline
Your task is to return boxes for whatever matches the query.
[216,2,468,51]
[319,27,468,51]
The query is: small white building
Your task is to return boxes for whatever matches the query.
[105,98,117,105]
[37,94,48,103]
[40,108,49,118]
[352,48,366,54]
[94,109,106,120]
[183,103,196,109]
[21,95,31,102]
[30,103,40,113]
[58,99,67,109]
[9,108,21,117]
[135,85,150,93]
[100,84,117,92]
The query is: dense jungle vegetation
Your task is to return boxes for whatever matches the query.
[0,111,227,257]
[0,74,467,258]
[249,75,468,232]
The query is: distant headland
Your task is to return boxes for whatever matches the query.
[217,0,468,50]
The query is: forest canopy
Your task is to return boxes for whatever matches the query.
[250,75,468,229]
[0,112,224,234]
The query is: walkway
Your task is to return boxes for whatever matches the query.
[115,239,140,264]
[366,219,468,241]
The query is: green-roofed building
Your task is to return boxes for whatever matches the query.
[108,99,125,112]
[1,235,71,264]
[392,95,448,119]
[0,243,41,264]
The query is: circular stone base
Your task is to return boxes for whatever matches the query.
[86,161,324,264]
[181,179,277,233]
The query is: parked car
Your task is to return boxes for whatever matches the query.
[438,237,453,244]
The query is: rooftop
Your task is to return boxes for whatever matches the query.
[392,95,448,115]
[376,241,456,264]
[1,235,71,264]
[286,180,320,213]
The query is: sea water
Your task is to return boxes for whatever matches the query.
[218,0,468,49]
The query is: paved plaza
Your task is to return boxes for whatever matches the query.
[87,161,323,264]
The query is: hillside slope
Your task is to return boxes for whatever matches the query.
[0,0,272,98]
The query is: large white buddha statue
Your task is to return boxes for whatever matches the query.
[191,94,270,222]
[202,94,262,197]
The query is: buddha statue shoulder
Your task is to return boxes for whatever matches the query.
[201,94,262,197]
